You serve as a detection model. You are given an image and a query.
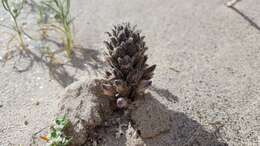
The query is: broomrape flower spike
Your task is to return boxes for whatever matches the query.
[102,22,156,109]
[1,0,26,50]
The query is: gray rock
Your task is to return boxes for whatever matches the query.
[58,78,112,146]
[130,93,171,139]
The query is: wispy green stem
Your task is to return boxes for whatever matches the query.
[1,0,26,50]
[41,0,74,59]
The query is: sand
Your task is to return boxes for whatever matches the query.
[0,0,260,145]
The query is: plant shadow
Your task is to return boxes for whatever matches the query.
[71,46,105,72]
[150,85,179,103]
[229,6,260,32]
[7,42,104,87]
[8,49,76,87]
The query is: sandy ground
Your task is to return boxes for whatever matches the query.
[0,0,260,145]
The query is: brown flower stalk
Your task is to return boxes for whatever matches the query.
[102,23,156,109]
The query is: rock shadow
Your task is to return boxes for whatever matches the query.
[139,93,228,146]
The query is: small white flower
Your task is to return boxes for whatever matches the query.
[116,97,128,109]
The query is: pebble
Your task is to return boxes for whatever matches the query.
[24,121,28,125]
[0,105,3,108]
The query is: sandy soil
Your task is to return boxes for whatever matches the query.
[0,0,260,145]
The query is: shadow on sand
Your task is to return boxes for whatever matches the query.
[229,6,260,32]
[137,93,228,146]
[142,94,228,146]
[150,85,179,103]
[6,43,104,87]
[101,92,228,146]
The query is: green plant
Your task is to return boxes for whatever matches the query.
[1,0,26,49]
[102,23,156,108]
[41,0,74,58]
[41,116,71,146]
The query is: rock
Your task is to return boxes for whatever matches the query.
[35,101,40,106]
[130,93,171,139]
[58,78,113,146]
[24,121,28,125]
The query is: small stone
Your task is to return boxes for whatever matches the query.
[0,105,3,108]
[24,121,28,125]
[35,102,40,106]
